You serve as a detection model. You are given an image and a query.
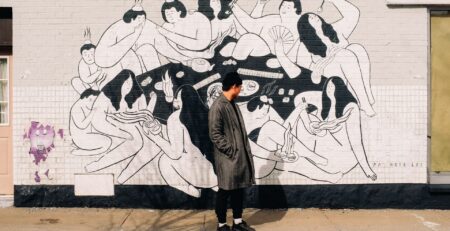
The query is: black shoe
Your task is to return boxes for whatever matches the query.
[232,220,255,231]
[217,224,232,231]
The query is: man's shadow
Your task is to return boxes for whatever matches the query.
[246,158,288,226]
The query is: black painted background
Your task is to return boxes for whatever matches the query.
[14,185,450,209]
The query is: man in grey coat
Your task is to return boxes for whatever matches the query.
[209,72,256,231]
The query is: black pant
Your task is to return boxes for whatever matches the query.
[215,188,244,223]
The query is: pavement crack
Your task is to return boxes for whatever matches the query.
[120,209,134,228]
[320,210,342,231]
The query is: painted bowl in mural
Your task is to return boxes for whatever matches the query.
[154,81,163,91]
[266,58,281,69]
[240,80,259,97]
[185,58,215,73]
[206,82,223,108]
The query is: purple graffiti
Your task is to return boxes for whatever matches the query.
[34,171,41,183]
[24,121,61,183]
[57,129,64,139]
[27,121,56,165]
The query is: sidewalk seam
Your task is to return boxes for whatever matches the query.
[120,209,134,228]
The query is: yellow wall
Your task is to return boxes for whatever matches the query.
[431,14,450,172]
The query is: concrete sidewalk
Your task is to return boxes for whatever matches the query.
[0,208,449,231]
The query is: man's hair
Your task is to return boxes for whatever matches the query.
[80,44,96,54]
[279,0,302,15]
[80,88,100,99]
[222,72,242,91]
[123,9,147,23]
[161,0,187,23]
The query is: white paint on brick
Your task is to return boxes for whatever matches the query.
[74,174,114,196]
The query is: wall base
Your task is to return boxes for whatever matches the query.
[14,184,450,209]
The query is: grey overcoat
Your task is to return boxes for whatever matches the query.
[208,94,255,190]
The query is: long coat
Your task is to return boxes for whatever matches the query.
[208,94,255,190]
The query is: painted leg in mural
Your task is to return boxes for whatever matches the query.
[117,126,163,184]
[158,154,202,198]
[71,133,111,156]
[85,124,144,172]
[341,105,377,181]
[231,33,271,61]
[135,44,161,72]
[257,120,328,166]
[277,157,343,184]
[173,153,218,191]
[153,33,191,63]
[119,50,144,75]
[250,141,280,179]
[346,43,375,105]
[336,50,375,117]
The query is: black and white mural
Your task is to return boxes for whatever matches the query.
[68,0,377,198]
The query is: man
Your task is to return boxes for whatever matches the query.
[209,72,256,231]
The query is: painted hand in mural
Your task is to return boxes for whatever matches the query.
[311,108,353,133]
[310,46,341,84]
[107,110,162,138]
[269,26,295,56]
[107,110,154,125]
[142,120,162,137]
[274,124,299,163]
[204,25,235,59]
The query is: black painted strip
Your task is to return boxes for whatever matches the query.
[14,184,450,209]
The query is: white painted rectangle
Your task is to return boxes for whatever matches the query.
[74,174,114,196]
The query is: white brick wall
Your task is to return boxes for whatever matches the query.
[9,0,429,187]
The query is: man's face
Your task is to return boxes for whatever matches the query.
[165,7,182,23]
[232,84,242,98]
[82,48,95,65]
[280,1,296,16]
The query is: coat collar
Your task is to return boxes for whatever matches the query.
[218,93,231,104]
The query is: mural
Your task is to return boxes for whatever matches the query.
[69,0,377,197]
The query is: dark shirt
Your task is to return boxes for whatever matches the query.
[230,100,253,178]
[230,100,247,146]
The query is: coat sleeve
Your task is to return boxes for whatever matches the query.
[209,105,234,158]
